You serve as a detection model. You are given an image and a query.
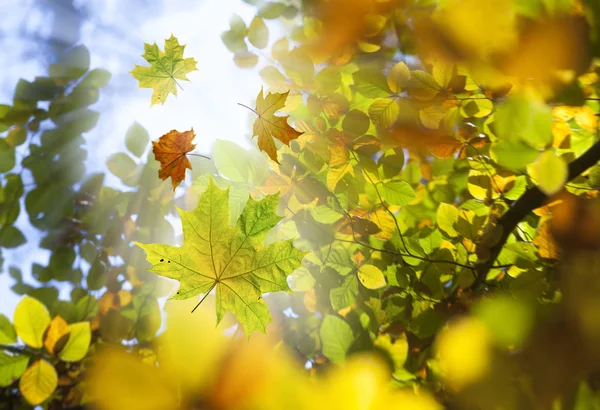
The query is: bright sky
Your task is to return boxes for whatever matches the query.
[0,0,267,316]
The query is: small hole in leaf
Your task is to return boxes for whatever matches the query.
[160,258,164,262]
[168,261,171,263]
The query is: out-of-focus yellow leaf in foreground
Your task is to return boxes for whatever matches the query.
[88,299,440,410]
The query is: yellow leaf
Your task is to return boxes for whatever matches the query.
[576,105,598,132]
[89,349,178,410]
[533,219,560,259]
[43,316,70,354]
[527,150,568,195]
[252,88,303,163]
[387,61,410,92]
[373,333,409,376]
[13,296,51,349]
[59,322,91,362]
[19,359,57,405]
[434,0,517,60]
[357,264,386,289]
[435,317,492,390]
[327,163,354,190]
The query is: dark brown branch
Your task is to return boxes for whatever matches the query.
[472,139,600,290]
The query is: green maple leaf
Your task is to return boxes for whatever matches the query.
[130,35,198,106]
[135,179,305,335]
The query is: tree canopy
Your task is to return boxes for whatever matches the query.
[2,0,600,409]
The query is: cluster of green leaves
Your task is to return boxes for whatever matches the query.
[0,45,185,408]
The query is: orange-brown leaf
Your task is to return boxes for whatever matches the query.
[252,88,303,163]
[152,129,196,190]
[391,123,463,159]
[44,315,70,354]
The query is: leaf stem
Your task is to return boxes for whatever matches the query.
[187,153,211,160]
[191,282,218,313]
[237,103,260,117]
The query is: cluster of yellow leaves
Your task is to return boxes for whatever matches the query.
[4,297,91,405]
[415,0,590,94]
[88,298,441,410]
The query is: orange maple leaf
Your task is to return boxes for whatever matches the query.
[251,88,303,163]
[152,129,196,190]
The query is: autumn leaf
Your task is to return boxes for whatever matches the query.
[135,179,306,335]
[131,35,198,105]
[152,129,196,190]
[251,88,303,163]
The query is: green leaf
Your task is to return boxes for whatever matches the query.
[0,352,28,387]
[13,296,51,349]
[59,322,91,362]
[330,275,358,310]
[136,179,305,335]
[287,266,315,292]
[258,2,287,19]
[212,139,269,184]
[494,96,553,150]
[527,150,568,195]
[382,180,416,206]
[0,314,16,344]
[342,110,371,138]
[354,68,391,98]
[222,14,248,53]
[357,264,386,289]
[125,122,150,158]
[248,17,269,49]
[320,315,354,364]
[437,203,459,237]
[0,226,26,249]
[490,139,541,170]
[6,126,26,148]
[106,153,138,183]
[0,139,15,173]
[130,35,198,105]
[49,45,90,84]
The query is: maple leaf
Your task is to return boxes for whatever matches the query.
[131,35,198,105]
[251,88,303,163]
[135,180,306,335]
[153,129,196,190]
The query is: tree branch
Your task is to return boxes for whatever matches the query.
[472,139,600,290]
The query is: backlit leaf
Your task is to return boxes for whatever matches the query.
[14,296,51,349]
[152,129,197,190]
[130,35,198,105]
[19,359,57,405]
[59,322,92,362]
[527,150,567,195]
[136,180,305,335]
[320,315,354,364]
[252,88,303,163]
[0,314,16,344]
[357,264,386,289]
[43,315,70,354]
